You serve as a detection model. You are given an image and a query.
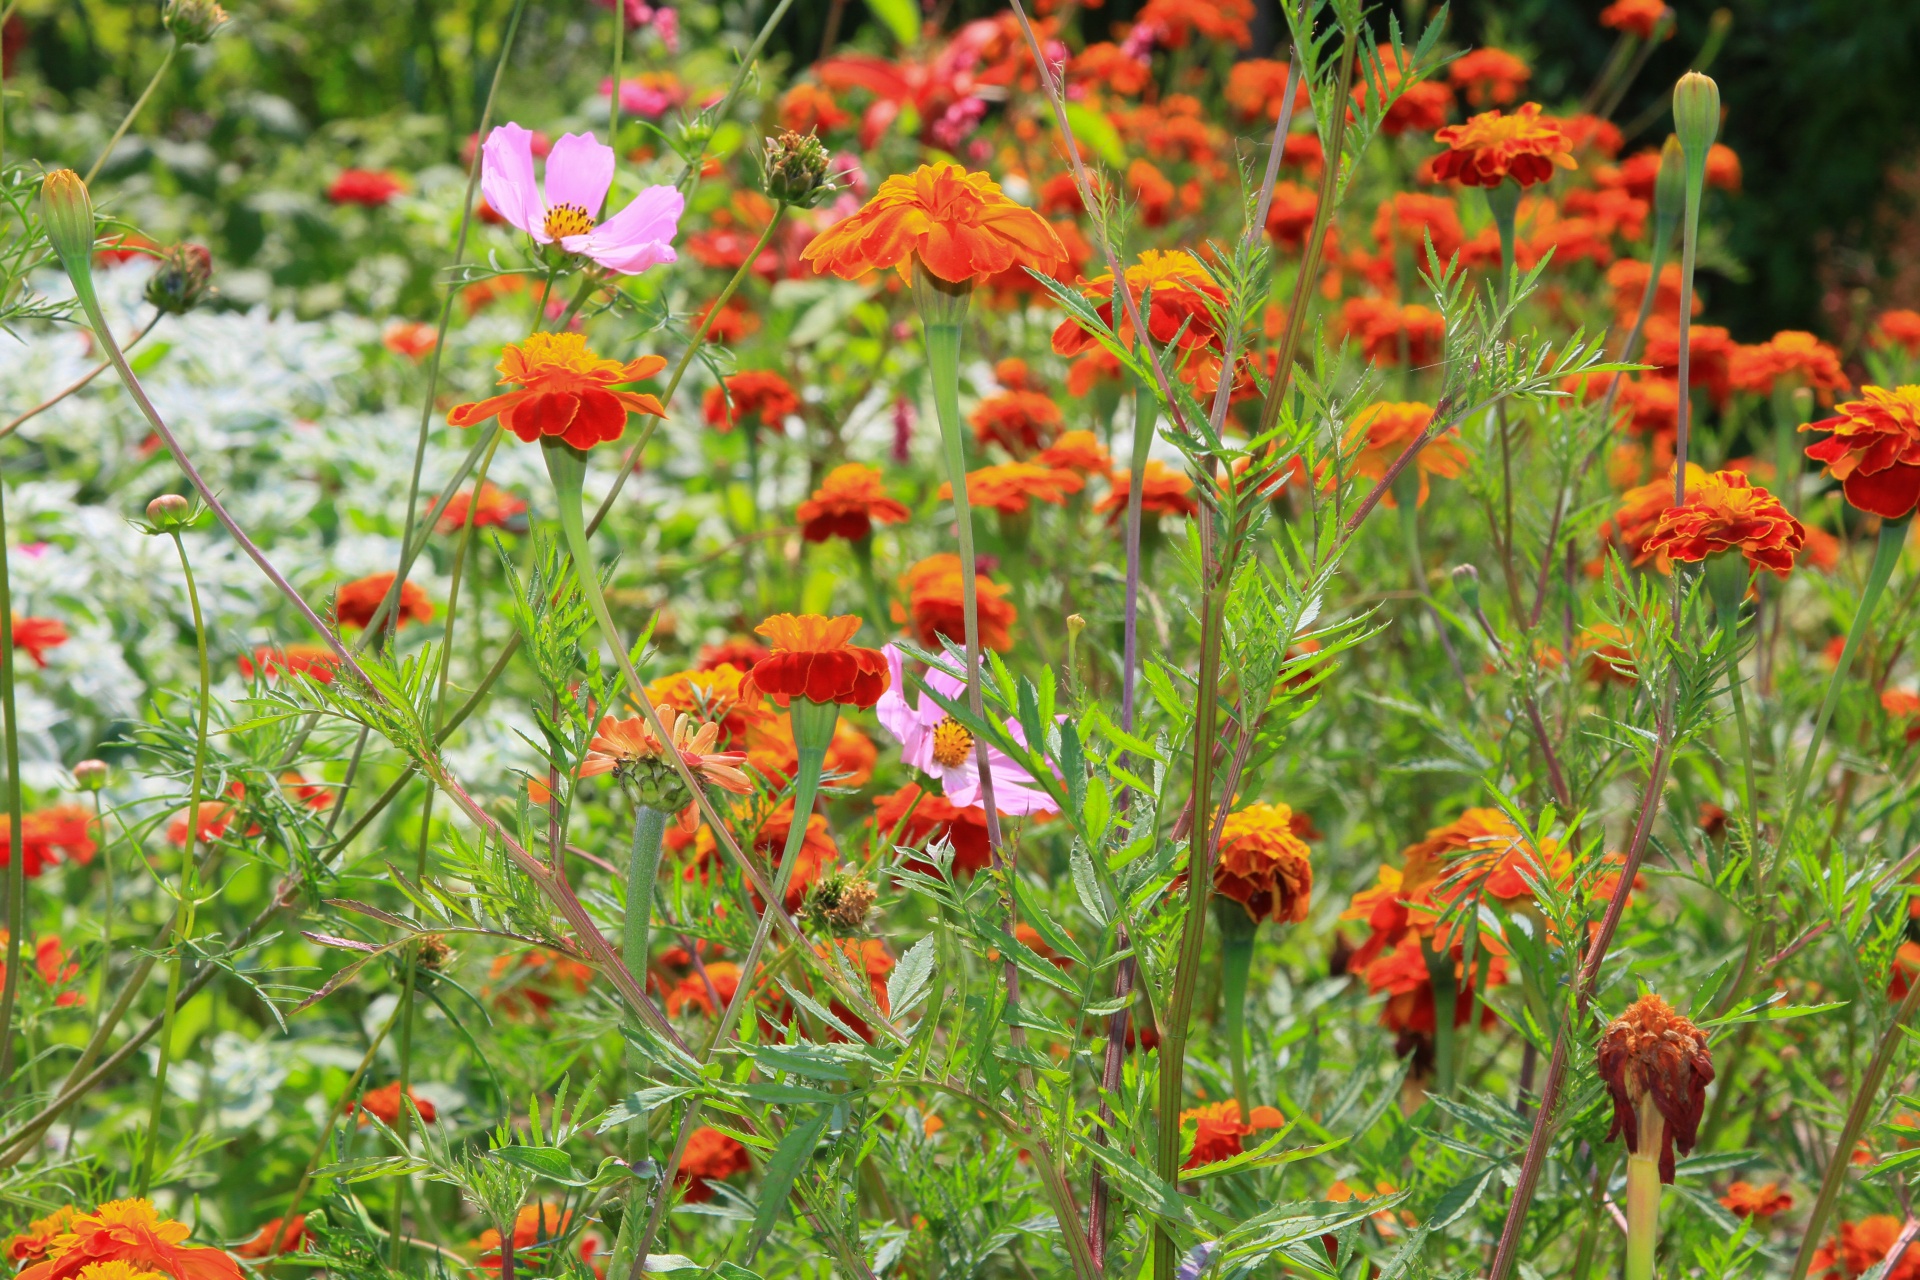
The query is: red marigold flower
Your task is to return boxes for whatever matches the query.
[14,1201,241,1280]
[1263,181,1320,249]
[1599,0,1672,40]
[875,782,994,878]
[1705,142,1741,191]
[1640,470,1806,578]
[356,1081,435,1127]
[1871,309,1920,357]
[900,554,1017,652]
[1214,802,1313,925]
[1179,1100,1284,1169]
[1431,102,1577,189]
[969,390,1063,457]
[797,463,911,542]
[1373,193,1465,263]
[801,162,1068,286]
[1642,318,1735,403]
[1596,993,1713,1182]
[1336,401,1465,508]
[11,615,67,668]
[239,643,341,684]
[1338,297,1447,368]
[703,370,801,434]
[447,333,666,451]
[1718,1181,1792,1219]
[678,1127,751,1203]
[1812,1215,1920,1280]
[1036,430,1113,474]
[1051,250,1228,387]
[1125,158,1177,228]
[1561,185,1647,240]
[1094,460,1200,521]
[748,614,889,708]
[1729,330,1849,402]
[382,321,438,361]
[1556,110,1626,158]
[1225,58,1308,120]
[334,572,432,631]
[1606,258,1695,327]
[665,960,742,1018]
[1354,45,1454,137]
[1449,48,1531,108]
[5,1210,77,1268]
[437,482,528,534]
[1137,0,1253,49]
[778,83,848,136]
[235,1216,308,1259]
[471,1204,599,1274]
[279,771,337,811]
[327,169,403,207]
[694,297,758,345]
[944,462,1083,515]
[697,638,770,674]
[1803,385,1920,519]
[1360,931,1506,1039]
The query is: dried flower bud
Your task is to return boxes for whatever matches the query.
[762,130,835,209]
[72,759,110,791]
[804,871,878,933]
[40,170,95,272]
[416,933,453,972]
[1671,73,1721,173]
[1595,993,1714,1182]
[145,244,215,315]
[163,0,230,44]
[145,493,194,533]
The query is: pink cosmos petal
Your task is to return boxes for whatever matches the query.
[480,124,544,240]
[875,645,1059,816]
[580,184,685,275]
[543,132,615,219]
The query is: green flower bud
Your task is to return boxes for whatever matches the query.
[163,0,230,44]
[145,244,215,315]
[762,130,836,209]
[144,493,197,534]
[72,759,110,791]
[1672,72,1721,171]
[40,170,95,272]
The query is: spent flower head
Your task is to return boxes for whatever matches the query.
[163,0,230,43]
[144,245,215,315]
[762,130,836,208]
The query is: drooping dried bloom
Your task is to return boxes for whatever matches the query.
[1640,470,1806,578]
[1431,103,1577,189]
[1718,1182,1791,1219]
[1094,461,1200,521]
[437,482,528,534]
[1449,48,1531,107]
[447,333,666,451]
[945,462,1083,514]
[1214,802,1313,925]
[703,370,801,434]
[678,1127,752,1203]
[578,708,752,808]
[1179,1101,1285,1169]
[749,614,889,708]
[969,390,1064,456]
[334,573,432,631]
[801,162,1067,285]
[15,1201,241,1280]
[1338,402,1466,507]
[356,1081,436,1126]
[1595,993,1713,1182]
[1803,385,1920,519]
[901,554,1017,652]
[797,464,911,542]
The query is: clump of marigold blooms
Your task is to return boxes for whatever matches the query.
[334,573,432,631]
[447,332,666,450]
[948,462,1083,515]
[1728,330,1849,403]
[1596,993,1713,1182]
[703,369,801,433]
[1035,430,1112,475]
[13,1200,241,1280]
[1803,385,1920,519]
[1431,102,1576,188]
[1813,1216,1920,1280]
[1214,802,1313,925]
[678,1126,752,1203]
[6,1207,77,1266]
[437,482,528,534]
[1339,297,1448,367]
[1718,1181,1792,1219]
[1640,470,1806,578]
[899,554,1017,652]
[356,1081,436,1126]
[1180,1101,1285,1169]
[1094,461,1199,523]
[1337,402,1467,507]
[796,464,911,542]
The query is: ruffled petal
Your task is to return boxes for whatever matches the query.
[448,389,532,427]
[543,131,616,219]
[480,124,544,239]
[507,391,582,442]
[1843,463,1920,520]
[563,389,630,449]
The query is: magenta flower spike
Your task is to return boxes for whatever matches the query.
[480,123,684,274]
[875,645,1060,815]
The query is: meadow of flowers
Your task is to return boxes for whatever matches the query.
[5,0,1920,1277]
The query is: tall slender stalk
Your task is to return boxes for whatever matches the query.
[1622,1104,1664,1280]
[0,478,24,1091]
[85,42,179,184]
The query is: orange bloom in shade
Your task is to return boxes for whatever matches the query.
[1884,689,1920,744]
[1871,309,1920,357]
[1362,932,1506,1040]
[1596,993,1713,1182]
[749,614,889,708]
[14,1201,241,1280]
[383,322,438,361]
[1643,319,1735,402]
[778,82,848,135]
[1265,182,1320,249]
[578,708,753,794]
[1729,331,1850,402]
[944,462,1083,514]
[1431,103,1577,189]
[280,771,336,811]
[1213,802,1313,925]
[1179,1101,1284,1169]
[1718,1182,1791,1219]
[1705,143,1741,191]
[1225,59,1306,121]
[801,162,1068,285]
[1137,0,1253,47]
[357,1081,436,1126]
[334,573,432,631]
[1338,401,1466,507]
[678,1127,751,1203]
[1051,250,1227,367]
[1576,624,1639,687]
[472,1204,600,1274]
[665,960,742,1018]
[702,370,801,434]
[437,482,527,533]
[7,1209,77,1266]
[1890,941,1920,1001]
[1373,193,1465,262]
[0,806,100,876]
[1640,470,1806,578]
[970,390,1063,456]
[1813,1216,1920,1280]
[875,782,993,877]
[235,1217,308,1259]
[1804,385,1920,519]
[239,643,341,684]
[1036,430,1113,475]
[646,664,770,750]
[1339,297,1447,367]
[1094,461,1201,522]
[447,333,666,450]
[796,464,911,543]
[900,554,1017,652]
[11,616,67,667]
[1449,48,1531,107]
[483,947,593,1020]
[1353,45,1454,137]
[1599,0,1671,39]
[697,637,769,673]
[744,714,876,789]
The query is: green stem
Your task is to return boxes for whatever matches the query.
[0,479,23,1090]
[1623,1141,1661,1280]
[1486,180,1520,312]
[1715,587,1760,844]
[625,806,669,977]
[85,41,178,184]
[1218,914,1255,1121]
[1427,940,1458,1098]
[608,0,623,143]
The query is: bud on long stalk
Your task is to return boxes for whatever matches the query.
[40,171,97,275]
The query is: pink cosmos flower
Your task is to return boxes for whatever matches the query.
[480,123,683,275]
[875,646,1059,815]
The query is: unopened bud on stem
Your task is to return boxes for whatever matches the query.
[1672,72,1721,173]
[163,0,230,44]
[146,244,215,315]
[72,760,110,791]
[145,493,195,533]
[40,170,96,272]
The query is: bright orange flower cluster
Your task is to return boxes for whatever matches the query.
[1449,48,1531,107]
[1813,1216,1920,1280]
[1718,1181,1792,1219]
[679,1127,752,1203]
[239,642,341,684]
[1094,460,1200,522]
[448,333,666,450]
[647,664,770,751]
[234,1216,309,1261]
[1729,330,1849,402]
[1052,250,1228,388]
[356,1080,436,1126]
[1803,384,1920,519]
[749,613,889,708]
[0,931,83,1006]
[1224,59,1305,121]
[437,481,527,533]
[1213,802,1313,925]
[0,805,97,877]
[900,554,1017,652]
[11,615,67,668]
[1340,298,1448,368]
[334,572,432,631]
[1431,103,1577,189]
[875,782,993,878]
[802,162,1068,285]
[947,462,1084,514]
[1872,309,1920,357]
[1179,1101,1284,1168]
[703,369,801,433]
[1640,470,1806,578]
[796,463,911,542]
[1599,0,1672,39]
[14,1201,240,1280]
[578,707,752,794]
[1035,430,1112,475]
[484,946,593,1020]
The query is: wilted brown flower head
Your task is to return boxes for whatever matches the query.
[804,870,878,933]
[1595,993,1714,1182]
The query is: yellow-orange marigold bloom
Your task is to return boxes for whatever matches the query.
[1036,430,1113,474]
[1179,1101,1284,1168]
[1871,309,1920,357]
[15,1202,240,1280]
[901,554,1016,652]
[1610,463,1710,565]
[1640,470,1806,578]
[447,333,665,450]
[1405,807,1566,906]
[335,573,432,631]
[1577,623,1639,687]
[645,664,769,751]
[945,462,1083,514]
[1214,802,1313,924]
[6,1208,76,1266]
[1431,102,1577,189]
[801,162,1068,285]
[238,643,341,684]
[970,390,1063,456]
[67,1264,164,1280]
[1339,297,1447,367]
[1812,1216,1920,1280]
[1094,460,1200,521]
[797,464,911,542]
[749,614,890,708]
[1803,385,1920,520]
[1729,330,1850,402]
[1052,249,1227,363]
[1599,0,1671,39]
[1595,993,1713,1182]
[1719,1181,1792,1219]
[1339,402,1466,507]
[1449,48,1531,107]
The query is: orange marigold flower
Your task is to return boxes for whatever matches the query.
[7,1209,77,1266]
[703,370,801,434]
[234,1217,308,1260]
[1576,623,1639,687]
[665,960,742,1018]
[1213,802,1313,925]
[647,664,770,750]
[356,1081,435,1126]
[11,616,68,668]
[1339,297,1447,368]
[697,638,769,674]
[1405,807,1566,905]
[1036,430,1113,474]
[875,782,993,878]
[1718,1181,1791,1219]
[578,707,753,795]
[334,573,432,631]
[437,482,528,534]
[1051,250,1227,378]
[678,1127,751,1203]
[944,462,1083,514]
[1071,43,1154,97]
[797,463,911,542]
[1265,181,1320,249]
[695,297,758,345]
[1094,460,1200,521]
[280,771,336,811]
[237,644,340,685]
[1871,309,1920,357]
[1812,1215,1920,1280]
[1449,48,1531,107]
[1361,931,1506,1038]
[1643,318,1735,402]
[1640,470,1806,578]
[382,321,437,361]
[901,554,1017,652]
[1338,401,1466,507]
[1705,142,1741,192]
[1803,385,1920,519]
[1729,331,1850,402]
[1607,258,1695,327]
[1179,1101,1284,1169]
[1373,193,1465,263]
[778,83,849,136]
[447,332,666,451]
[1892,941,1920,1001]
[1354,45,1454,137]
[1226,59,1307,121]
[1596,993,1713,1182]
[743,714,876,789]
[801,162,1068,286]
[749,614,890,708]
[970,390,1063,456]
[1431,102,1577,189]
[1599,0,1672,40]
[1610,463,1709,563]
[1126,159,1178,228]
[1137,0,1253,49]
[14,1201,241,1280]
[472,1204,600,1274]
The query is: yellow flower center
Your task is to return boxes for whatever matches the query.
[544,203,596,239]
[931,716,974,768]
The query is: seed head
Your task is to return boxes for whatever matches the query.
[1595,992,1714,1182]
[145,244,215,315]
[804,871,878,934]
[763,131,836,209]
